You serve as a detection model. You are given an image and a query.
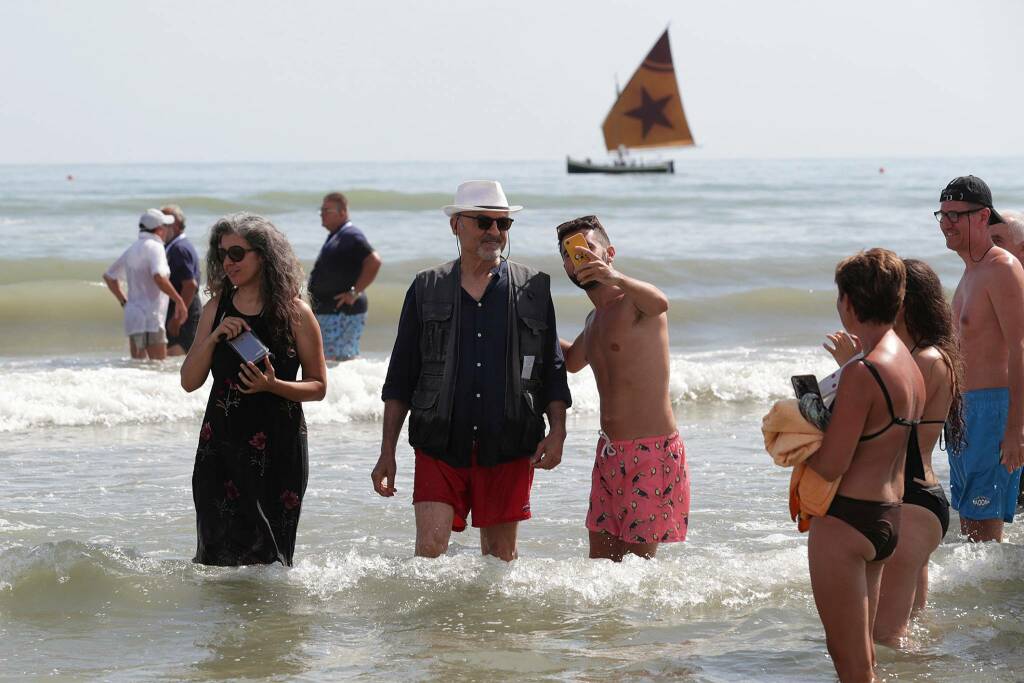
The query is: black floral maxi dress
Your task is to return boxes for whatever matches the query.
[192,294,308,566]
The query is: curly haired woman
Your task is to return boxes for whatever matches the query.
[181,213,326,566]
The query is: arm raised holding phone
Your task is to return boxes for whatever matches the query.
[572,245,669,317]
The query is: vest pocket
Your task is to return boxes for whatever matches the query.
[519,317,547,377]
[421,302,453,362]
[411,389,439,410]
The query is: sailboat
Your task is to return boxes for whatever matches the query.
[567,29,695,174]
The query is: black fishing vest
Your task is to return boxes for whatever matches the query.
[408,259,552,462]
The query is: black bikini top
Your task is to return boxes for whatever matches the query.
[906,418,946,481]
[858,358,921,441]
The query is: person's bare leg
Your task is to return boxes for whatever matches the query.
[589,531,626,561]
[913,564,929,612]
[865,559,884,670]
[874,505,941,646]
[480,522,518,561]
[167,344,187,357]
[414,502,455,558]
[146,343,167,361]
[129,339,147,360]
[961,517,1003,543]
[626,541,659,559]
[808,516,876,683]
[588,531,658,561]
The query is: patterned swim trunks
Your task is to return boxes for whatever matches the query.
[586,431,690,544]
[315,312,367,361]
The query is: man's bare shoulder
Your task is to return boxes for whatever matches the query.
[980,248,1024,282]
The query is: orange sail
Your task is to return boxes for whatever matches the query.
[601,29,694,152]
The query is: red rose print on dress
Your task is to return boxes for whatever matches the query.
[200,421,212,442]
[224,480,240,500]
[280,490,300,510]
[248,432,267,450]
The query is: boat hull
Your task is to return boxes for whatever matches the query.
[566,157,674,174]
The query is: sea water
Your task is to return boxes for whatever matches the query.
[1,159,1023,680]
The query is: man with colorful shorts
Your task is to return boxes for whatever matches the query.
[372,181,571,561]
[939,176,1024,541]
[557,215,690,560]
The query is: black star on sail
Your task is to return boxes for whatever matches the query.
[624,87,674,139]
[600,29,694,151]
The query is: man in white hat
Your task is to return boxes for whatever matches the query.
[103,209,187,360]
[373,181,571,561]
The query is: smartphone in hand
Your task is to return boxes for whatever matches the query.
[791,374,822,400]
[227,329,271,365]
[562,233,590,271]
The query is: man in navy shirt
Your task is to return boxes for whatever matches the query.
[308,192,382,361]
[160,205,202,355]
[372,180,571,562]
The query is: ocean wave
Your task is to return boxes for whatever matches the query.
[8,188,626,218]
[290,544,810,613]
[0,350,837,432]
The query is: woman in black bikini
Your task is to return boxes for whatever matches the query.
[806,249,925,682]
[826,259,965,646]
[181,213,327,566]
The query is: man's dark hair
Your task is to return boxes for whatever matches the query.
[835,248,905,324]
[555,215,610,250]
[323,192,348,211]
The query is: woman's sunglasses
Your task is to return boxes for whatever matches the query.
[461,215,514,232]
[217,246,257,262]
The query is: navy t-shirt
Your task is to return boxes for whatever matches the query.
[165,235,201,320]
[166,235,200,291]
[308,223,374,315]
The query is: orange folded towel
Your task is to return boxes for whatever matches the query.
[789,463,841,532]
[761,399,840,532]
[761,399,823,467]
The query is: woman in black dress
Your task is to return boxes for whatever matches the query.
[181,213,326,566]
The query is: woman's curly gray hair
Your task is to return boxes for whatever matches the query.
[206,212,305,343]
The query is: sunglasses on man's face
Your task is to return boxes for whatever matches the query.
[462,215,514,232]
[218,246,257,263]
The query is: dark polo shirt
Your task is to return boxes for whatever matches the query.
[308,222,374,315]
[165,234,201,322]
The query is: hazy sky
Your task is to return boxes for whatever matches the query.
[2,0,1022,163]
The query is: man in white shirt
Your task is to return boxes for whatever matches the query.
[103,209,187,360]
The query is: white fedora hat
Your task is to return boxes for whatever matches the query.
[442,180,523,217]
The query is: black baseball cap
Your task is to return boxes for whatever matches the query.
[939,175,1005,225]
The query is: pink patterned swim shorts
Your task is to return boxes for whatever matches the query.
[585,431,690,544]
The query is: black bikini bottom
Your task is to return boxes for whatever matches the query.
[904,482,950,538]
[826,494,902,561]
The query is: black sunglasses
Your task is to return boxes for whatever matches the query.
[934,208,984,225]
[461,215,514,232]
[217,246,257,262]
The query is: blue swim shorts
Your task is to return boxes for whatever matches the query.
[948,387,1023,523]
[316,312,367,361]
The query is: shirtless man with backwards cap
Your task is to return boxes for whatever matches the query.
[938,176,1024,541]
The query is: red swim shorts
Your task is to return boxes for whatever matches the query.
[413,448,534,532]
[586,432,690,544]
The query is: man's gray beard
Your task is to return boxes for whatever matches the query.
[477,242,502,260]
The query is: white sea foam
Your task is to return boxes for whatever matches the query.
[0,348,838,432]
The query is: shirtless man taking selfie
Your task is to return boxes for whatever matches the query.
[556,215,690,561]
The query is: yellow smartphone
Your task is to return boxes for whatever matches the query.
[562,233,590,271]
